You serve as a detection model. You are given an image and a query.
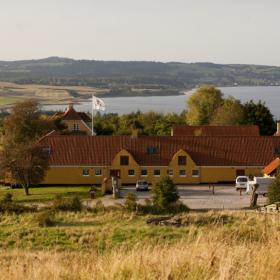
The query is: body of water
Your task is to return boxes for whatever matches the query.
[43,86,280,118]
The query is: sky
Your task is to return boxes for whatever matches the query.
[0,0,280,65]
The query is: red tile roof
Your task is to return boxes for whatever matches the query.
[40,135,280,167]
[51,107,91,123]
[263,158,280,175]
[172,125,260,136]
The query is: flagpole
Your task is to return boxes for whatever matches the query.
[92,95,94,136]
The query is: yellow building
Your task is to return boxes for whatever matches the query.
[39,130,280,185]
[51,104,94,135]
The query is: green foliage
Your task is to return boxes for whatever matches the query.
[2,193,13,203]
[186,85,223,125]
[92,111,185,136]
[268,171,280,204]
[0,100,52,195]
[124,193,137,212]
[242,100,276,135]
[71,196,82,212]
[152,176,179,209]
[211,96,244,125]
[36,210,55,227]
[0,202,31,214]
[53,195,82,212]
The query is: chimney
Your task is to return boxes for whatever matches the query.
[131,128,139,139]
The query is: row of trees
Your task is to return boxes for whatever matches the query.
[186,85,276,135]
[93,85,276,136]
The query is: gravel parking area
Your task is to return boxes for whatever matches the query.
[117,185,268,210]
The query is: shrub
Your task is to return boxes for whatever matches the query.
[70,196,82,212]
[2,193,13,203]
[268,170,280,204]
[0,202,31,214]
[124,193,137,212]
[152,176,179,209]
[95,199,105,212]
[36,210,55,227]
[52,195,82,212]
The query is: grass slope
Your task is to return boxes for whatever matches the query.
[0,210,279,279]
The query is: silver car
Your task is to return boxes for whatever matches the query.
[136,180,149,191]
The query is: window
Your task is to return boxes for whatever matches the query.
[82,168,89,176]
[178,156,187,165]
[192,169,200,177]
[154,169,160,176]
[179,170,186,177]
[95,169,102,176]
[73,123,80,131]
[128,170,135,176]
[147,146,158,154]
[42,147,51,156]
[167,169,173,176]
[141,169,148,176]
[120,155,129,166]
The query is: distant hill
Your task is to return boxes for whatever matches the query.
[1,57,280,90]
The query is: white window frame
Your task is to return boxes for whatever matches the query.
[128,169,135,177]
[141,169,148,177]
[192,169,200,177]
[179,170,186,177]
[167,169,173,177]
[73,123,80,131]
[95,169,102,176]
[154,169,161,177]
[82,168,90,176]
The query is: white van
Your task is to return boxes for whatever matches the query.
[235,176,249,190]
[253,177,275,196]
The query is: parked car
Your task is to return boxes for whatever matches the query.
[235,176,249,190]
[136,180,149,191]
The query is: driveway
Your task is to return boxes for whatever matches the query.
[92,185,268,210]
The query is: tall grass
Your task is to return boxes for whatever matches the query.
[0,211,280,279]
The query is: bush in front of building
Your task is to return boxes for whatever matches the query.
[52,195,82,212]
[124,192,137,212]
[152,176,180,209]
[268,170,280,204]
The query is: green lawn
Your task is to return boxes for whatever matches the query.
[0,186,92,203]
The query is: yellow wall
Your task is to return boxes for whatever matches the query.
[43,166,109,185]
[62,119,92,135]
[200,167,263,183]
[41,149,264,185]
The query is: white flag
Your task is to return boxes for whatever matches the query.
[92,96,105,111]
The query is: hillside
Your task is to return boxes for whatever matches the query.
[1,57,280,90]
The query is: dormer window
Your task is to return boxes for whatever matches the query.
[42,147,51,156]
[147,146,157,154]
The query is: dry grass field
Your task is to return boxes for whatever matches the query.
[0,82,107,107]
[0,209,279,279]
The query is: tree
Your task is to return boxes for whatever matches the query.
[0,100,51,195]
[268,170,280,204]
[3,99,52,145]
[242,100,276,135]
[0,143,49,195]
[211,96,244,125]
[152,176,179,209]
[186,85,223,125]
